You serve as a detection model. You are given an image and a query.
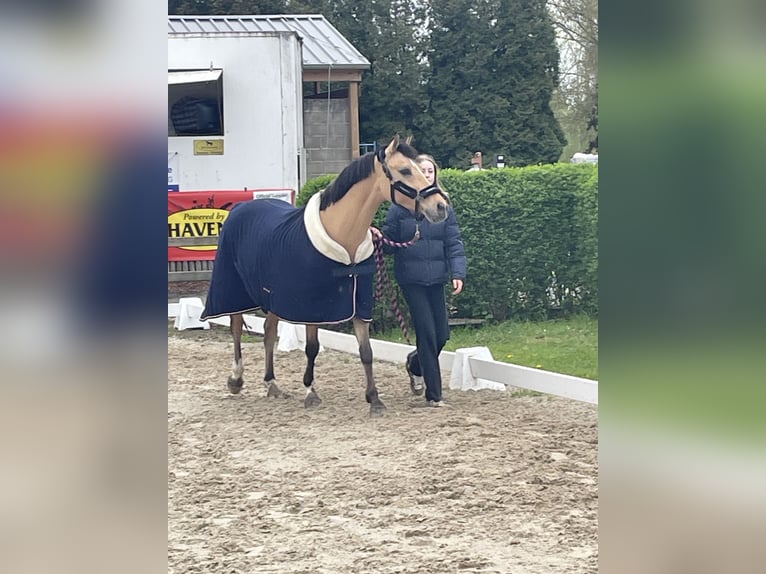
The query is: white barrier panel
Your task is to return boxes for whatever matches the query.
[317,329,417,364]
[439,351,455,371]
[317,330,451,368]
[277,322,304,352]
[169,307,320,353]
[173,297,209,330]
[449,347,506,392]
[468,358,598,404]
[275,323,326,353]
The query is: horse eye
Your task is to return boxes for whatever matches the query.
[399,168,412,177]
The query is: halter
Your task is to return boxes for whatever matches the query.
[376,148,446,214]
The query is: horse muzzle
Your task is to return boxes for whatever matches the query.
[417,196,450,223]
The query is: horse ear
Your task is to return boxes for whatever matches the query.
[384,135,400,158]
[404,135,414,145]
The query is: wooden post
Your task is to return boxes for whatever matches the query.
[349,81,361,158]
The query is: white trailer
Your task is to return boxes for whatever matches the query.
[168,30,305,194]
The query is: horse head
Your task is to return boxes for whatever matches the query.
[376,136,450,224]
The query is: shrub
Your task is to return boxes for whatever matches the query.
[296,173,336,207]
[298,163,598,324]
[440,164,597,321]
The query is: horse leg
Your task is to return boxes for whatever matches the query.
[353,317,386,417]
[263,312,282,398]
[302,324,322,408]
[227,313,245,394]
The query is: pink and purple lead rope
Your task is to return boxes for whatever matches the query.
[370,225,420,345]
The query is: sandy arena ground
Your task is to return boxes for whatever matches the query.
[168,329,598,573]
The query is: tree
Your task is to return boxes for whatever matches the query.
[417,0,566,168]
[288,0,429,147]
[170,1,288,14]
[169,0,567,167]
[352,0,429,145]
[548,0,598,158]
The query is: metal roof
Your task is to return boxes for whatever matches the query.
[168,14,370,70]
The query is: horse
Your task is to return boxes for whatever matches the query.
[200,136,450,416]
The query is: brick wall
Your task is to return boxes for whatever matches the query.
[303,98,351,180]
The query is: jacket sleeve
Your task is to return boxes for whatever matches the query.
[444,209,467,280]
[381,206,400,255]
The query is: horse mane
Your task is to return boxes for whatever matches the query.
[319,142,419,210]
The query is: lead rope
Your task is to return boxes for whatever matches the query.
[370,225,420,345]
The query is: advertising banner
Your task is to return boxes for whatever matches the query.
[168,189,295,261]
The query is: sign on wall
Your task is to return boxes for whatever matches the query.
[168,189,295,261]
[193,139,224,155]
[249,189,294,203]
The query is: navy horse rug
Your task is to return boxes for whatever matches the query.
[201,194,376,324]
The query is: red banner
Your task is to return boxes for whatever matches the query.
[168,189,295,261]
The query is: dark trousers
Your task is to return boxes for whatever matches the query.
[401,283,450,402]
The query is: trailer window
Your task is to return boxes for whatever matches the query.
[168,70,224,137]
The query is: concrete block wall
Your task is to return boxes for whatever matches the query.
[303,98,351,180]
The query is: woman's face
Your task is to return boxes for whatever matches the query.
[418,160,436,185]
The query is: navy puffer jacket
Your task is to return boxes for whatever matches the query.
[382,204,467,286]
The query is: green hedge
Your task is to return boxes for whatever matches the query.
[295,174,335,207]
[297,163,598,327]
[441,163,598,320]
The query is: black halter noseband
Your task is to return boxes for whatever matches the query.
[376,148,446,213]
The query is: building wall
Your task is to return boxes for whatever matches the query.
[303,98,351,180]
[168,32,304,193]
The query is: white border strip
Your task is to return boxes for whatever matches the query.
[468,358,597,404]
[168,306,598,404]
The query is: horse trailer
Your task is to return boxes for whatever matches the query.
[168,30,305,193]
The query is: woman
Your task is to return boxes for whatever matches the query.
[382,154,467,407]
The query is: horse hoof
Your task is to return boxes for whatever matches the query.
[369,403,387,418]
[227,377,244,394]
[266,383,281,398]
[304,392,322,408]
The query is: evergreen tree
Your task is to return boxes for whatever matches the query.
[289,0,428,147]
[170,1,288,15]
[168,0,565,166]
[418,0,565,167]
[351,0,428,146]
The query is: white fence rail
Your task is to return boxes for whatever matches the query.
[169,300,598,405]
[467,358,597,403]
